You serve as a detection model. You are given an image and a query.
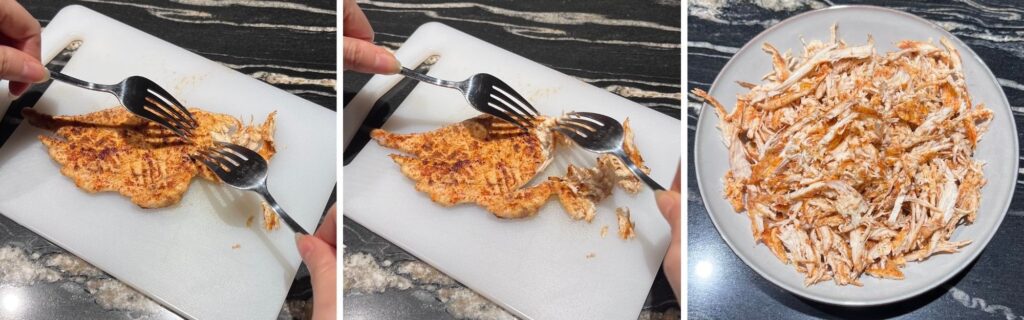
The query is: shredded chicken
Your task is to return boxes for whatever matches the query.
[692,26,991,286]
[616,207,636,240]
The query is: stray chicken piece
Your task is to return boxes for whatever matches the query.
[24,107,277,208]
[231,244,241,250]
[374,114,651,223]
[692,25,991,286]
[616,207,636,240]
[600,225,609,238]
[586,252,596,259]
[262,202,280,231]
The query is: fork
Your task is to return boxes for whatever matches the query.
[399,67,539,130]
[554,112,665,191]
[194,142,309,235]
[49,70,197,139]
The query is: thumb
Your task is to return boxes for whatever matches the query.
[343,37,400,74]
[296,234,336,320]
[655,190,680,229]
[0,46,46,84]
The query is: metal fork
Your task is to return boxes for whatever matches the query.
[194,142,309,235]
[554,112,665,191]
[49,70,197,139]
[399,67,539,130]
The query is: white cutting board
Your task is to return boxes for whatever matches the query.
[0,6,335,320]
[344,22,678,320]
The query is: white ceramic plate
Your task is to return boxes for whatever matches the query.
[694,5,1018,306]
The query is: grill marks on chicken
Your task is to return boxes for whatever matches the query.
[372,115,557,218]
[24,107,277,209]
[693,26,992,286]
[373,114,648,220]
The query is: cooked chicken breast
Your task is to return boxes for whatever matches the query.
[372,114,556,218]
[24,107,276,209]
[374,114,650,222]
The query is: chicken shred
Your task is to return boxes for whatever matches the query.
[692,26,991,286]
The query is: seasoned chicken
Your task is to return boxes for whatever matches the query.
[616,207,636,240]
[372,115,556,218]
[374,114,650,221]
[692,25,991,286]
[24,107,277,209]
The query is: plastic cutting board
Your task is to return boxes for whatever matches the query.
[344,22,678,320]
[0,5,336,320]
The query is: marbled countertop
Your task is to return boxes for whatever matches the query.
[0,1,335,319]
[342,0,680,319]
[688,1,1024,319]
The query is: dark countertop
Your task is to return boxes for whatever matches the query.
[342,0,680,319]
[0,1,335,319]
[688,1,1024,319]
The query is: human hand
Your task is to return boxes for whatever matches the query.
[655,164,681,300]
[0,1,47,96]
[343,0,399,74]
[296,205,337,320]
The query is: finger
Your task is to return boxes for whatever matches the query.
[9,81,28,96]
[343,0,374,41]
[343,37,399,74]
[315,205,337,248]
[671,163,681,192]
[655,190,680,230]
[0,1,41,44]
[0,46,47,83]
[296,235,336,320]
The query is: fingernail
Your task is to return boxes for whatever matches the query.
[295,234,312,259]
[375,51,400,74]
[39,68,50,83]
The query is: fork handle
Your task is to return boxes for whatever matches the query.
[48,70,114,92]
[614,150,665,191]
[255,186,310,235]
[399,67,460,89]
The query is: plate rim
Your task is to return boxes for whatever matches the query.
[692,4,1019,306]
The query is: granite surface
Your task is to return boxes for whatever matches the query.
[0,1,335,319]
[342,0,681,319]
[688,1,1024,319]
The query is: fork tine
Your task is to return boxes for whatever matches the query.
[557,122,594,137]
[479,103,530,131]
[147,96,194,131]
[195,151,230,176]
[559,116,603,131]
[557,119,598,134]
[136,107,191,139]
[210,147,246,166]
[567,111,609,122]
[143,98,192,132]
[490,88,536,122]
[488,96,533,127]
[197,148,224,164]
[554,126,585,142]
[216,142,260,161]
[147,85,197,128]
[491,80,540,117]
[202,148,239,169]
